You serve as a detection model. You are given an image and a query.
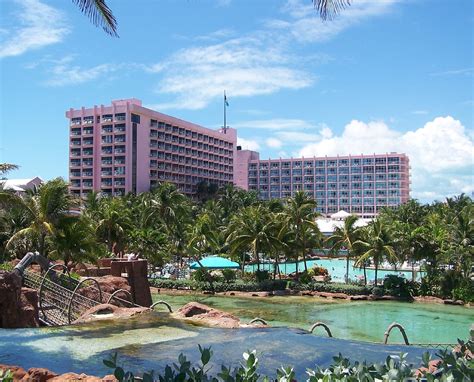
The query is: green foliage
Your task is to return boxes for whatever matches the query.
[103,339,474,382]
[298,271,312,284]
[382,275,414,299]
[452,278,474,303]
[149,278,288,292]
[221,269,236,283]
[0,262,13,272]
[0,368,13,382]
[289,280,371,295]
[309,265,329,277]
[255,269,270,282]
[191,268,212,282]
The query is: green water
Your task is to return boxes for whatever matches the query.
[153,293,473,344]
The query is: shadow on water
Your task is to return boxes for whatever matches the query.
[0,313,436,380]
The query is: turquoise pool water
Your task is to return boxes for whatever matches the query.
[0,313,434,380]
[245,258,419,282]
[153,293,473,345]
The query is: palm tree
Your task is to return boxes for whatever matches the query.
[94,197,131,254]
[70,1,350,38]
[0,178,74,257]
[326,214,360,283]
[49,217,98,268]
[282,191,318,273]
[72,0,118,36]
[355,219,398,286]
[313,0,351,20]
[0,163,18,176]
[449,204,474,278]
[227,205,280,272]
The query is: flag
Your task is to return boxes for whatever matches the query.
[224,93,229,107]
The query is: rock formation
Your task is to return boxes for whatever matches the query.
[0,271,39,328]
[173,302,256,328]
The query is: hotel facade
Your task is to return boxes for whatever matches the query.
[67,99,236,197]
[67,99,410,216]
[236,150,410,218]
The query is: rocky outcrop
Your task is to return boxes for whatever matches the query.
[78,276,132,306]
[173,302,243,328]
[0,364,117,382]
[0,271,39,328]
[73,303,150,324]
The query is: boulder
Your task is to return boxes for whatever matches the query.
[0,364,27,380]
[173,302,241,328]
[316,292,349,299]
[350,295,369,301]
[50,373,117,381]
[73,303,150,324]
[23,367,58,381]
[0,271,40,328]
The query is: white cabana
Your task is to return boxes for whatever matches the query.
[330,210,351,220]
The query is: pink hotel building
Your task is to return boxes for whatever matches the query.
[67,99,410,217]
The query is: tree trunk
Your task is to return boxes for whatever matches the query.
[374,258,379,286]
[363,263,367,285]
[345,253,350,284]
[39,233,46,258]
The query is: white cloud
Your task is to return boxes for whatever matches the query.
[266,138,283,148]
[269,0,397,43]
[152,37,313,110]
[0,0,69,58]
[233,118,314,130]
[298,116,474,201]
[41,56,121,87]
[237,137,260,151]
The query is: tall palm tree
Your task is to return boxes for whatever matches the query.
[326,214,360,283]
[282,191,318,273]
[48,216,98,268]
[0,178,75,257]
[94,197,131,254]
[355,219,397,286]
[227,205,280,271]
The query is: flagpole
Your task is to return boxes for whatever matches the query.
[223,90,227,134]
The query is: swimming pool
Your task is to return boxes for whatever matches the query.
[0,313,435,380]
[153,293,473,345]
[245,258,420,282]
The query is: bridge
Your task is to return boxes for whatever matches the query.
[16,253,137,326]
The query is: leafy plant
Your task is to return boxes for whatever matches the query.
[0,368,13,382]
[103,338,473,382]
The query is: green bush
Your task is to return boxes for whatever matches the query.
[221,269,236,283]
[104,338,474,382]
[255,269,270,282]
[191,268,211,282]
[298,271,312,284]
[372,286,384,297]
[452,278,474,302]
[289,281,371,295]
[383,275,414,299]
[149,278,287,292]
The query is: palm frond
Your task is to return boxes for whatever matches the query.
[313,0,351,20]
[72,0,118,37]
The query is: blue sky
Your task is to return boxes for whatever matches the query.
[0,0,472,202]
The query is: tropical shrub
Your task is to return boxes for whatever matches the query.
[298,271,312,284]
[372,286,385,297]
[383,275,414,300]
[255,269,270,282]
[191,268,213,282]
[0,369,13,382]
[309,265,329,277]
[149,278,288,292]
[104,338,474,382]
[452,278,474,303]
[221,269,236,283]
